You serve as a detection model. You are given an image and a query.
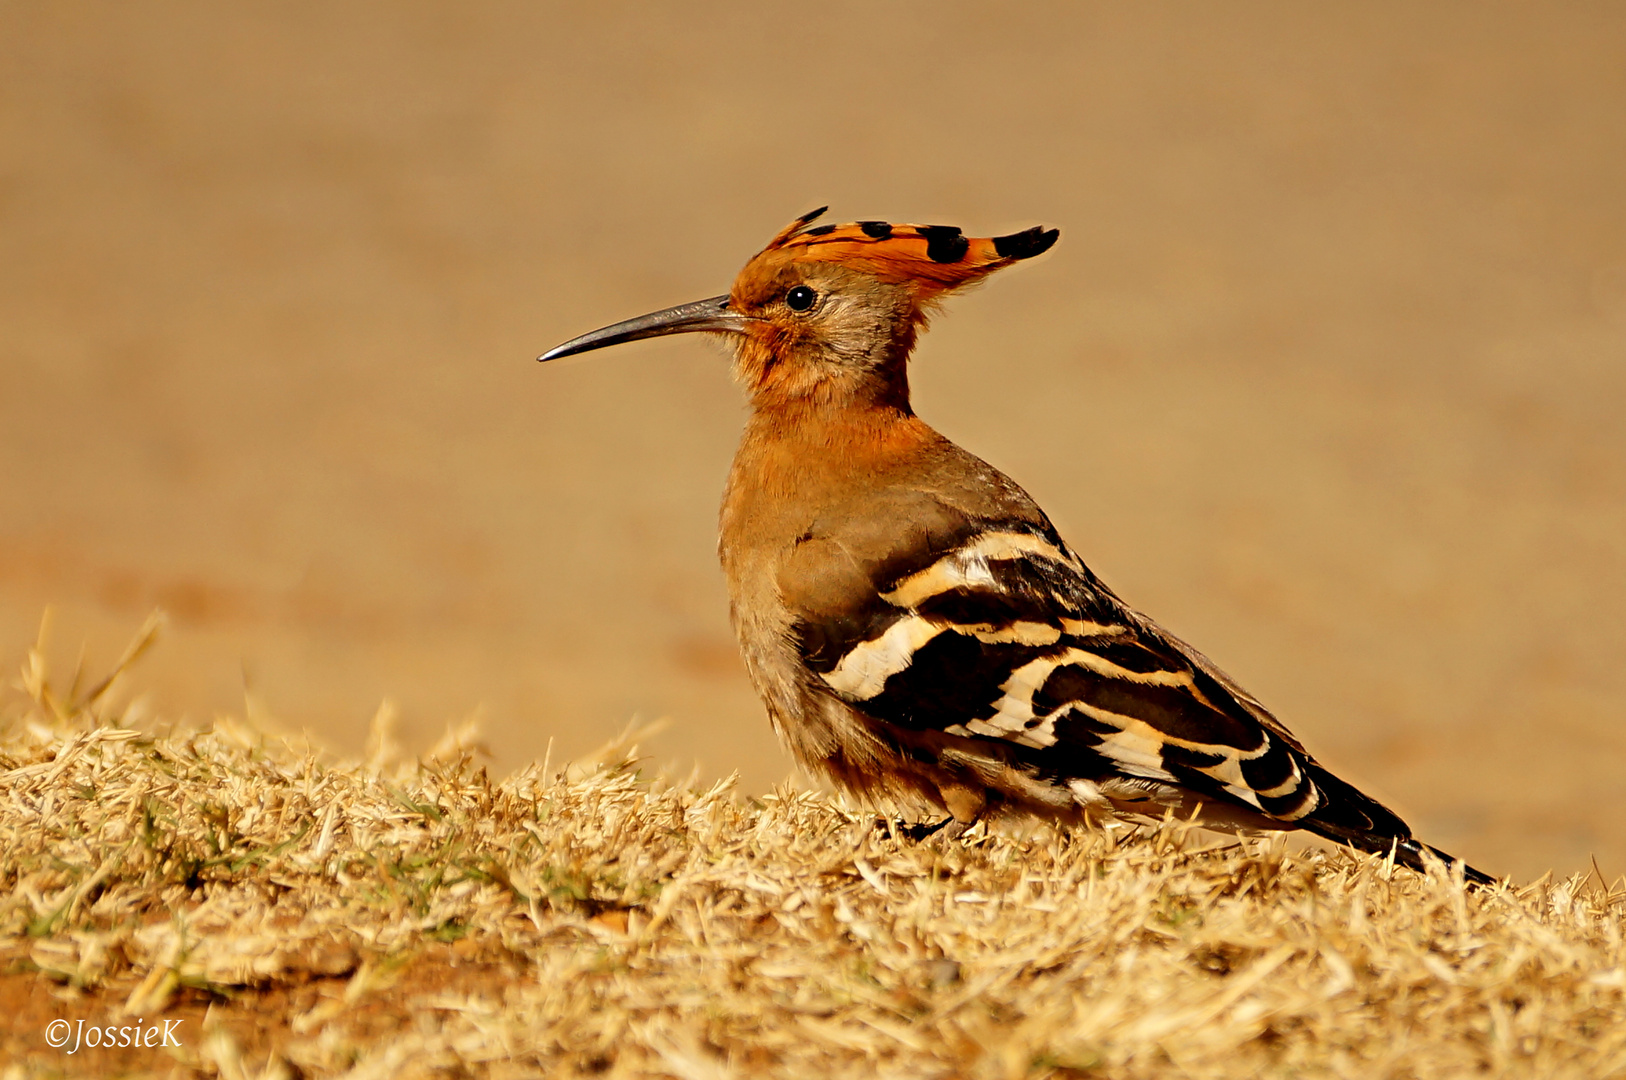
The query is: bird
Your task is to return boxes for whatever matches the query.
[539,207,1494,888]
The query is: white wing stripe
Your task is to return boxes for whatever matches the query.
[821,616,943,700]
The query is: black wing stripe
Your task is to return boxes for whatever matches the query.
[1239,737,1299,793]
[1161,744,1230,771]
[1086,639,1187,675]
[1040,662,1263,751]
[857,632,1060,730]
[915,583,1056,630]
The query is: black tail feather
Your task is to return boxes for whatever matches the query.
[1390,838,1497,889]
[1308,821,1497,889]
[1298,763,1497,889]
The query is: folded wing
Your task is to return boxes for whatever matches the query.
[791,516,1416,850]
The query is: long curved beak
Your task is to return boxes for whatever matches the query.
[537,294,749,362]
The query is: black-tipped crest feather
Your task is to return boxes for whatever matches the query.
[993,226,1061,260]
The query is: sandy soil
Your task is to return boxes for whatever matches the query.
[2,2,1623,883]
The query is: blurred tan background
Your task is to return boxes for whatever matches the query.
[3,3,1623,883]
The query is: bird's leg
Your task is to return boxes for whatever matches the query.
[883,781,988,843]
[889,815,960,842]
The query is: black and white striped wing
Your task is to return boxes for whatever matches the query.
[793,522,1407,843]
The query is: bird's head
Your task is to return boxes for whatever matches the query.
[540,208,1058,409]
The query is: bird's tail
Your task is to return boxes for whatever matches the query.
[1298,761,1496,889]
[1388,837,1497,889]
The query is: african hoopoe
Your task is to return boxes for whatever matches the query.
[540,208,1494,887]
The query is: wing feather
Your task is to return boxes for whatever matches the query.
[789,518,1408,838]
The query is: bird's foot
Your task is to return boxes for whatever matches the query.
[881,816,974,843]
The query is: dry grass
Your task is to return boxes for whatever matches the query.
[3,618,1625,1079]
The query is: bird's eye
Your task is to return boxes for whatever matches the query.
[785,285,818,312]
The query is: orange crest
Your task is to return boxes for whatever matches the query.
[749,207,1059,302]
